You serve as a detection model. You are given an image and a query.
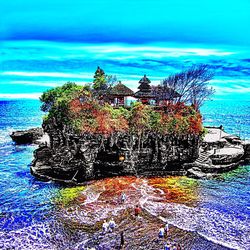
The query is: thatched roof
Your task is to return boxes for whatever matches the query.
[134,90,155,98]
[160,86,181,99]
[109,82,134,97]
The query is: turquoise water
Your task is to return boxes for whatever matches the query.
[201,100,250,140]
[0,99,249,249]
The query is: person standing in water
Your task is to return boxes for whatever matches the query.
[164,222,169,236]
[121,192,126,203]
[120,231,125,249]
[158,227,165,240]
[108,218,116,232]
[164,241,171,250]
[102,220,109,234]
[134,204,141,217]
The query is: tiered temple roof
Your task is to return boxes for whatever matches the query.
[94,66,105,77]
[134,75,156,98]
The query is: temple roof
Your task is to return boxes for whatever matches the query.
[109,81,134,97]
[139,75,151,84]
[134,90,155,98]
[153,86,181,100]
[134,75,154,98]
[138,74,151,92]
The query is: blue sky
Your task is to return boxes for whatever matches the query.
[1,0,250,45]
[0,0,250,100]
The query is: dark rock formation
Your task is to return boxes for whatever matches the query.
[31,122,200,183]
[186,127,248,179]
[30,124,250,183]
[243,141,250,163]
[10,128,43,144]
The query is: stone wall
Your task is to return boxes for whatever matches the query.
[31,122,200,183]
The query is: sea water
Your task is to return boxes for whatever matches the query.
[0,99,249,249]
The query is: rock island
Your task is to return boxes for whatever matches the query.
[24,66,249,183]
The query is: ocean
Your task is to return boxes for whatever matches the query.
[0,99,249,250]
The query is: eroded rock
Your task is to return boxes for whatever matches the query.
[31,122,201,183]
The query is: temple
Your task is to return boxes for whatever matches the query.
[134,75,155,104]
[93,67,181,107]
[108,81,134,107]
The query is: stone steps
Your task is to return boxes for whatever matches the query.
[195,152,210,164]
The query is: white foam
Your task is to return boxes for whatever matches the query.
[0,93,42,99]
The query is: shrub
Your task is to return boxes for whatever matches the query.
[40,83,203,136]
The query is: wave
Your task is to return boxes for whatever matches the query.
[55,177,249,250]
[0,93,42,100]
[139,180,249,250]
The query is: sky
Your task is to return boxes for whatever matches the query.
[0,0,250,100]
[1,0,250,45]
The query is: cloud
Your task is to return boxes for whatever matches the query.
[2,0,250,46]
[1,40,250,100]
[5,80,61,87]
[2,71,92,79]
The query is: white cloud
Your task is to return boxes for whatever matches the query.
[2,71,92,79]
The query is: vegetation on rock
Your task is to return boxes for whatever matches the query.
[40,82,87,125]
[40,67,207,136]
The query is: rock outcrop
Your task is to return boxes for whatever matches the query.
[12,125,248,182]
[186,127,248,179]
[31,122,200,183]
[10,128,43,144]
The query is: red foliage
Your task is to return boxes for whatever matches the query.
[69,99,83,114]
[68,97,202,136]
[188,113,203,134]
[69,98,129,135]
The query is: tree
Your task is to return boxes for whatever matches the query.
[93,66,107,90]
[162,64,215,110]
[92,66,118,99]
[40,82,87,125]
[40,82,83,112]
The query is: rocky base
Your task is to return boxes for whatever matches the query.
[31,122,200,184]
[11,125,250,182]
[186,127,250,179]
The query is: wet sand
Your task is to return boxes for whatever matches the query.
[53,176,234,249]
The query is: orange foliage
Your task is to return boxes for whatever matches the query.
[68,97,202,136]
[188,113,203,134]
[69,98,129,135]
[158,102,203,135]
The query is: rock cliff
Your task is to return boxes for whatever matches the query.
[31,122,200,183]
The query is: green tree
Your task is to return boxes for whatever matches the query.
[40,82,85,124]
[93,66,107,90]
